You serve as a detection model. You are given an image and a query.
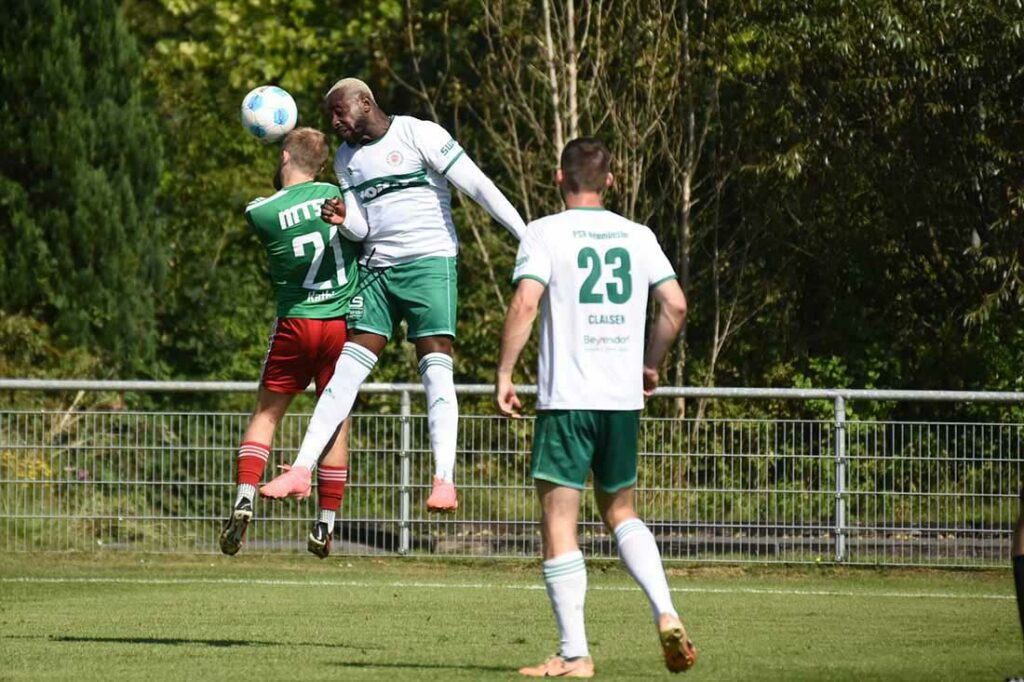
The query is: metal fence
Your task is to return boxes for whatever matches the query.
[0,380,1021,567]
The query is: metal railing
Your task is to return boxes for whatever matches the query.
[0,379,1021,567]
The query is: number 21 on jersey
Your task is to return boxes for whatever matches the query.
[292,226,348,290]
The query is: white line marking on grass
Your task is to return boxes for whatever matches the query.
[0,576,1012,601]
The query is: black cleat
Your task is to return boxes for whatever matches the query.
[219,497,253,556]
[307,521,333,559]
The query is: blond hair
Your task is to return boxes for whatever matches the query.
[324,77,376,104]
[282,127,329,175]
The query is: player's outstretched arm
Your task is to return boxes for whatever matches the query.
[444,153,526,240]
[643,279,688,396]
[496,278,545,417]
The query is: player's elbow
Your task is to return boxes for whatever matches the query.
[510,294,539,317]
[659,290,687,322]
[669,296,687,320]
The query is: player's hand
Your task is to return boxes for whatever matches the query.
[642,366,659,397]
[495,372,522,418]
[321,197,347,225]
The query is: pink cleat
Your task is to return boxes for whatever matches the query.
[519,655,594,678]
[425,476,458,513]
[259,465,311,499]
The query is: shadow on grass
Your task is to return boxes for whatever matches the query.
[333,661,512,673]
[32,635,378,650]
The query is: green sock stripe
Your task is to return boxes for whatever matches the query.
[614,519,647,544]
[344,344,378,363]
[418,358,454,374]
[343,353,375,372]
[543,560,586,579]
[343,345,377,369]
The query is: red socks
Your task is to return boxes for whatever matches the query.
[236,441,270,485]
[317,465,348,511]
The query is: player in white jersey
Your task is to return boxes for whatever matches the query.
[261,78,526,511]
[496,139,694,677]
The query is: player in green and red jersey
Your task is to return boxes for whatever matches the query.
[219,127,367,559]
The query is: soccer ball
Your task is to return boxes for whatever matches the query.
[240,86,297,143]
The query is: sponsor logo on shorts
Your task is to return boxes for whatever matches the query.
[348,295,364,321]
[430,397,449,409]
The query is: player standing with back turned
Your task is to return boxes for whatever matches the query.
[496,138,696,677]
[261,78,526,511]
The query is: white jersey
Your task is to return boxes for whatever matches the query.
[334,115,465,267]
[512,208,676,410]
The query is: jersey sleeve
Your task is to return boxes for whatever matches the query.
[511,223,551,286]
[645,229,677,288]
[243,198,265,235]
[333,149,353,192]
[329,153,368,241]
[412,119,465,175]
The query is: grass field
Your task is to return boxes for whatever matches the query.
[0,553,1020,680]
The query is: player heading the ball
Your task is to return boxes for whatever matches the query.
[261,78,526,512]
[220,126,365,559]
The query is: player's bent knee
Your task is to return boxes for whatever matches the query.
[415,334,453,357]
[351,332,388,356]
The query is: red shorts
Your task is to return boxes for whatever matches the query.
[260,317,348,397]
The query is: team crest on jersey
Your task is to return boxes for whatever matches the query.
[386,150,403,166]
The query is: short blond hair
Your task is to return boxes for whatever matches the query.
[324,77,376,104]
[282,127,329,175]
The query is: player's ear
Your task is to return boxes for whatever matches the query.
[605,172,614,189]
[280,149,291,167]
[555,168,565,187]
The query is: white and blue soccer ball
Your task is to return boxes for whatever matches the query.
[240,86,297,143]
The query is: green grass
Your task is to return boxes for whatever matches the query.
[0,554,1020,680]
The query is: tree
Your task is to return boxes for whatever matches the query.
[0,0,164,376]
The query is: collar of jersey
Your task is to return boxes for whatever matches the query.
[360,115,396,148]
[565,206,607,212]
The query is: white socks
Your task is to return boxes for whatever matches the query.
[293,344,377,469]
[419,353,458,482]
[614,518,677,622]
[543,550,589,659]
[235,483,257,506]
[319,508,336,527]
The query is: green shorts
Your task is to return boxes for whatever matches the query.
[350,256,458,341]
[531,409,641,492]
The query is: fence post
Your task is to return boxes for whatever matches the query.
[399,390,411,556]
[833,396,847,563]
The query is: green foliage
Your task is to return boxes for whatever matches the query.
[0,0,164,375]
[1,0,1021,416]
